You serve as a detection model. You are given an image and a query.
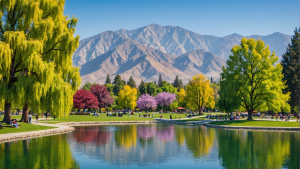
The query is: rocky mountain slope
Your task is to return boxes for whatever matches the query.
[73,24,291,85]
[117,24,291,60]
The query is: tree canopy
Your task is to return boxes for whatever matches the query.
[118,85,137,110]
[136,94,157,112]
[281,28,299,114]
[220,38,290,120]
[155,92,176,112]
[73,89,98,110]
[0,0,81,122]
[127,76,136,89]
[90,84,113,110]
[185,74,215,114]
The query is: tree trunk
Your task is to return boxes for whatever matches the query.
[3,102,11,124]
[247,109,253,120]
[198,107,202,115]
[20,103,29,123]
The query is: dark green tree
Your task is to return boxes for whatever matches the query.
[139,80,147,95]
[281,28,300,114]
[211,77,214,83]
[112,74,124,95]
[158,74,163,87]
[113,74,123,85]
[179,79,183,91]
[147,82,157,96]
[105,74,111,84]
[172,75,180,89]
[127,76,136,88]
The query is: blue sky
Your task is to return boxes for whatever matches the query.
[64,0,299,40]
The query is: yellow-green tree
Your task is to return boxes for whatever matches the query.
[0,0,81,122]
[118,85,137,111]
[177,88,187,108]
[220,38,290,120]
[185,74,215,114]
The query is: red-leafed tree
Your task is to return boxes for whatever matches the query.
[90,84,114,111]
[73,89,99,111]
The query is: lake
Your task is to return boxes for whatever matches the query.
[0,124,299,169]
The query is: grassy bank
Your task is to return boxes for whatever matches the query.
[0,123,55,134]
[209,120,300,127]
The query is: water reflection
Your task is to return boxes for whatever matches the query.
[0,135,79,169]
[0,124,299,169]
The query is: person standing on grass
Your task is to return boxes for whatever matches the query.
[297,114,299,122]
[36,114,39,123]
[29,113,32,124]
[276,114,278,121]
[45,111,49,123]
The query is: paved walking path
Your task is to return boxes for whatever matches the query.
[0,122,74,143]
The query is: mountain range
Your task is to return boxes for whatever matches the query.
[72,24,291,85]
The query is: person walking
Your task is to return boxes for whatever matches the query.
[45,111,48,123]
[29,113,32,124]
[297,114,299,122]
[276,114,278,121]
[36,114,39,123]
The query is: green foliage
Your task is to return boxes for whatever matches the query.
[138,80,147,95]
[112,74,124,96]
[156,87,163,94]
[172,75,180,89]
[82,81,95,91]
[105,83,114,93]
[220,38,290,120]
[113,74,123,85]
[105,74,111,84]
[0,0,81,120]
[127,76,136,88]
[146,82,157,96]
[170,101,179,110]
[160,81,177,94]
[281,28,299,114]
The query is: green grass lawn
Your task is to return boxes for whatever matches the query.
[42,112,197,123]
[0,123,55,134]
[209,120,300,127]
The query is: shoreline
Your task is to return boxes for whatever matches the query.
[1,119,300,143]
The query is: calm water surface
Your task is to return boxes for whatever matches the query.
[0,124,299,169]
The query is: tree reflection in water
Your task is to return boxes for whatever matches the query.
[72,126,111,145]
[157,125,175,142]
[0,135,79,169]
[217,129,299,169]
[114,125,137,150]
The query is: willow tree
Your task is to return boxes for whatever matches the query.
[0,0,81,123]
[221,38,290,120]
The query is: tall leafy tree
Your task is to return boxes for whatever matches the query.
[118,85,137,111]
[211,77,214,83]
[73,89,99,111]
[185,74,215,115]
[146,82,156,96]
[158,74,163,87]
[105,74,111,84]
[221,38,290,120]
[127,76,136,89]
[113,74,122,85]
[281,28,300,114]
[136,94,157,112]
[90,84,113,111]
[0,0,81,123]
[139,80,147,95]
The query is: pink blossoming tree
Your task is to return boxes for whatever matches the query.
[155,92,176,112]
[136,94,157,112]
